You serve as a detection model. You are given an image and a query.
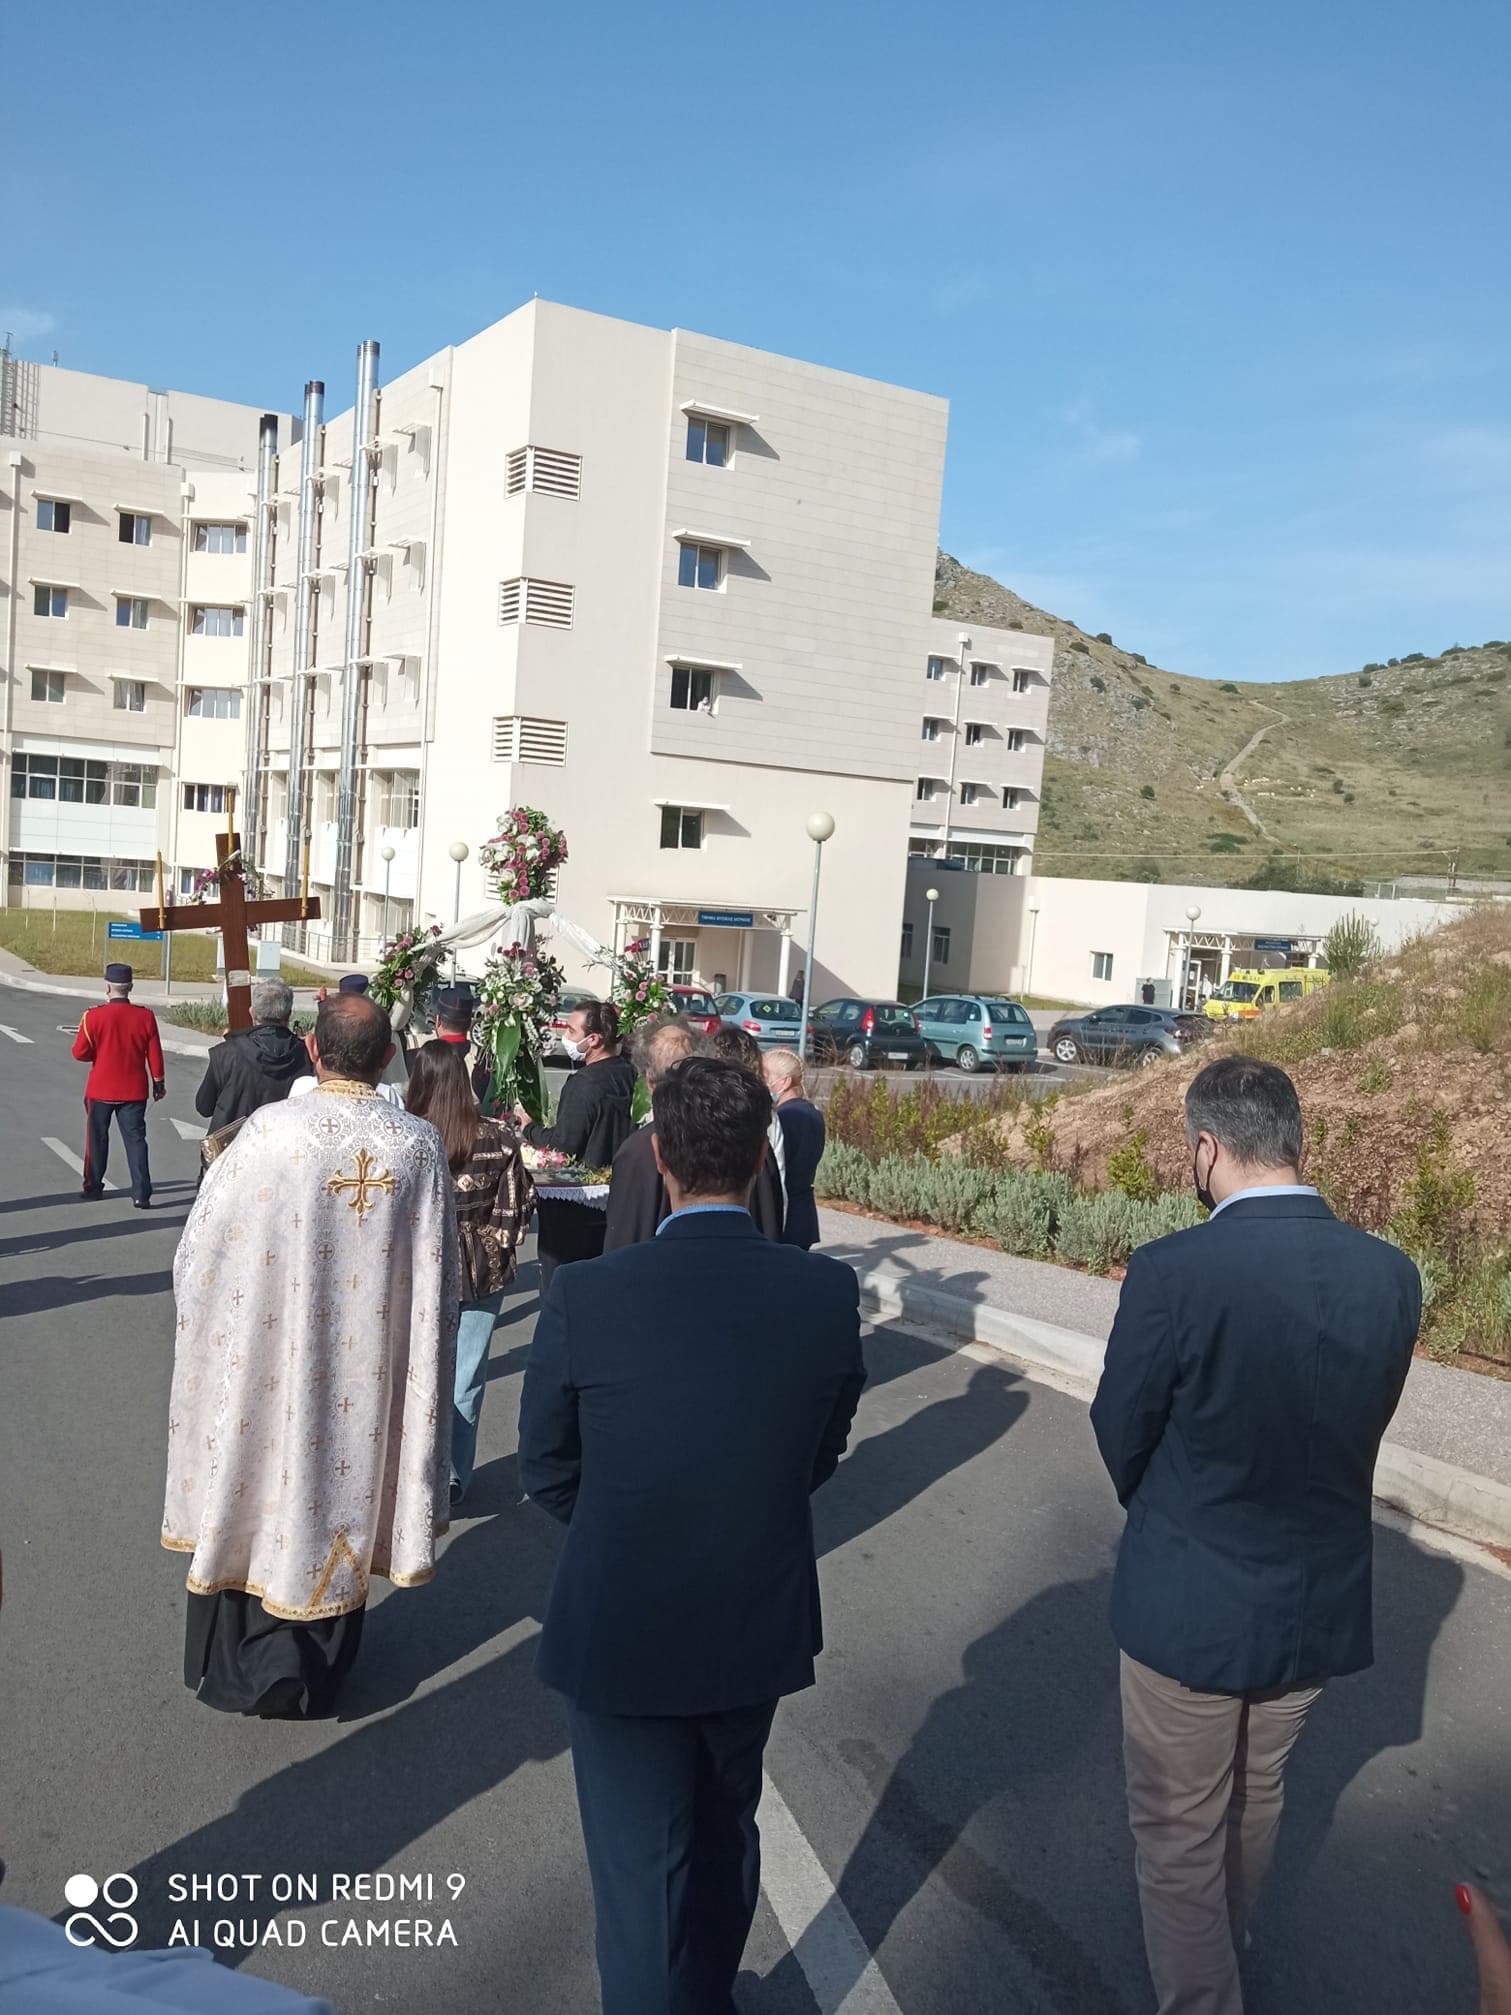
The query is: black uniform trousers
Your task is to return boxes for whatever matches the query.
[565,1698,778,2015]
[83,1098,151,1202]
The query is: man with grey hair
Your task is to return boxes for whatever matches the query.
[1091,1054,1420,2015]
[194,976,313,1139]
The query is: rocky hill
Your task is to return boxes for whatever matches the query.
[934,553,1511,890]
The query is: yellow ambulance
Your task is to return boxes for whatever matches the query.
[1204,968,1332,1021]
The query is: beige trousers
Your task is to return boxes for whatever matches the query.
[1120,1652,1322,2015]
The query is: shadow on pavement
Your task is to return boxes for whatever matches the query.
[765,1525,1472,2014]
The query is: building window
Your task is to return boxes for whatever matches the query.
[191,605,245,638]
[907,837,938,858]
[30,668,65,704]
[112,763,156,808]
[11,755,153,808]
[505,445,582,499]
[670,666,716,712]
[1092,951,1114,983]
[932,925,951,966]
[969,661,991,688]
[685,417,731,467]
[925,656,948,682]
[7,854,156,892]
[676,542,724,591]
[37,499,71,534]
[1012,668,1032,693]
[915,777,937,803]
[182,783,228,814]
[375,772,421,829]
[659,805,704,850]
[33,584,68,618]
[1004,728,1025,753]
[900,921,914,961]
[115,595,148,629]
[920,718,941,743]
[952,841,1021,875]
[497,577,575,628]
[118,511,152,546]
[194,522,248,554]
[960,782,981,806]
[113,679,146,712]
[185,686,242,720]
[1004,787,1020,811]
[964,722,984,747]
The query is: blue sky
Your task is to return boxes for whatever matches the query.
[5,0,1506,683]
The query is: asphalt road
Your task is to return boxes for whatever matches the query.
[1,979,1508,2014]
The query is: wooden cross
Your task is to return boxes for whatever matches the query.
[140,829,322,1032]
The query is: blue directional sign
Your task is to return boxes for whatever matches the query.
[1252,937,1293,953]
[697,909,755,928]
[107,921,164,942]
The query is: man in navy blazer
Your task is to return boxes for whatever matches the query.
[1091,1054,1419,2015]
[519,1055,866,2015]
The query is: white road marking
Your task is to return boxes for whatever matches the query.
[759,1771,904,2013]
[0,1024,35,1044]
[41,1137,116,1191]
[170,1117,207,1141]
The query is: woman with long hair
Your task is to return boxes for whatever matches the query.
[406,1040,534,1504]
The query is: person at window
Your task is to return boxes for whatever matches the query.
[516,1001,636,1282]
[762,1049,825,1250]
[194,979,312,1153]
[405,1040,533,1505]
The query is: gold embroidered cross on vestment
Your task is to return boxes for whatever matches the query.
[326,1148,398,1221]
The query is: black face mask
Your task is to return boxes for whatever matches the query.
[1192,1142,1217,1215]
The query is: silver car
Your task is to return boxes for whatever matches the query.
[713,991,804,1048]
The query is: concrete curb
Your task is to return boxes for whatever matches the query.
[0,970,220,1059]
[853,1263,1511,1554]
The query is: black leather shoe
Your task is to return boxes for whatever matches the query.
[133,1200,151,1211]
[79,1189,105,1201]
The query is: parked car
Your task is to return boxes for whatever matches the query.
[664,983,722,1035]
[1205,967,1332,1021]
[912,994,1038,1073]
[543,987,602,1063]
[713,992,804,1048]
[1045,1003,1209,1069]
[807,998,929,1071]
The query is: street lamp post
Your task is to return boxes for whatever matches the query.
[1183,903,1202,1010]
[1025,904,1040,1001]
[379,843,396,947]
[921,885,941,999]
[448,840,469,983]
[799,812,835,1069]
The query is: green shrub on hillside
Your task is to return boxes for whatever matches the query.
[1323,912,1382,978]
[1107,1129,1159,1202]
[1457,966,1511,1054]
[1219,682,1239,693]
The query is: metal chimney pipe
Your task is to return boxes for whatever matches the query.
[242,413,279,863]
[283,380,324,906]
[331,341,380,960]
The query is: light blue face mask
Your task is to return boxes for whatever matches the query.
[562,1035,586,1063]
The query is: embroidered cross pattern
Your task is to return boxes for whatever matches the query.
[327,1149,398,1222]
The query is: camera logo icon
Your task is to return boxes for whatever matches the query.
[64,1872,140,1949]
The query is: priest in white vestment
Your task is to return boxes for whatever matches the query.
[163,993,460,1718]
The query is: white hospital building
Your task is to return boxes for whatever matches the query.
[1,302,1051,998]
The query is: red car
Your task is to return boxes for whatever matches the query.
[665,984,722,1035]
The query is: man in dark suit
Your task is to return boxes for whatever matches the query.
[604,1018,783,1250]
[1090,1054,1420,2015]
[519,1056,866,2015]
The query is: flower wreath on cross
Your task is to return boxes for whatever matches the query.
[189,849,270,904]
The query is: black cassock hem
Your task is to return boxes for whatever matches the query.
[184,1589,365,1718]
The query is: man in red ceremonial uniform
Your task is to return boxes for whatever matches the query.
[71,961,166,1207]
